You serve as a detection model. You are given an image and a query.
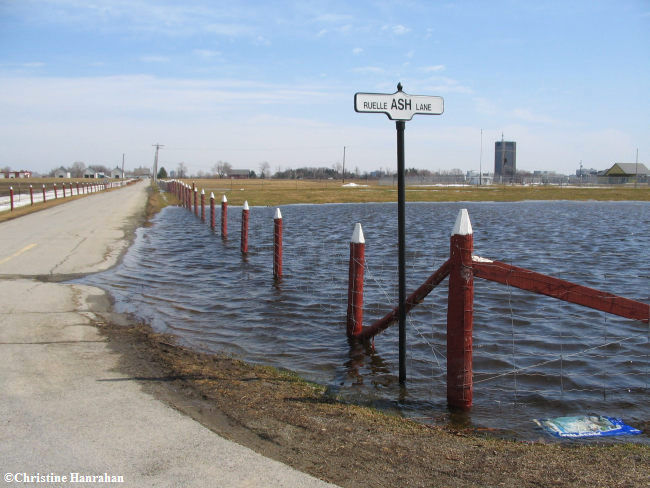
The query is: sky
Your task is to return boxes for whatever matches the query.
[1,0,648,177]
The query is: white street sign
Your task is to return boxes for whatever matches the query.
[354,89,443,121]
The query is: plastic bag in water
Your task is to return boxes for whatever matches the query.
[533,415,642,438]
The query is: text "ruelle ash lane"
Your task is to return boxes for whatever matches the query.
[362,99,435,111]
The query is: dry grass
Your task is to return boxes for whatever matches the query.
[103,320,650,488]
[173,178,649,207]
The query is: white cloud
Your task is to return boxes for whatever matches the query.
[352,47,363,55]
[421,64,445,73]
[383,24,410,35]
[317,28,328,37]
[22,62,45,68]
[140,55,170,63]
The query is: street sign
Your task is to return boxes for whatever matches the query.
[354,82,444,385]
[354,88,443,121]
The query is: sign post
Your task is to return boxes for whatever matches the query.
[355,83,443,385]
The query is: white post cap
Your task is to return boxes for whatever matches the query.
[351,223,365,244]
[274,208,282,219]
[222,194,227,203]
[243,201,249,210]
[201,189,205,194]
[210,192,215,199]
[194,187,197,192]
[452,208,473,236]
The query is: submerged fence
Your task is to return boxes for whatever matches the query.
[159,179,649,412]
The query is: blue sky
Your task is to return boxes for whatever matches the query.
[1,0,648,176]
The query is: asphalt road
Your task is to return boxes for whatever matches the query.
[0,180,335,487]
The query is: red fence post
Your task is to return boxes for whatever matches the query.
[194,188,198,217]
[346,223,365,338]
[53,184,58,199]
[9,186,14,211]
[210,192,216,230]
[76,182,80,195]
[241,201,249,253]
[63,183,67,198]
[221,195,228,238]
[446,209,474,410]
[29,185,33,206]
[273,208,283,280]
[201,189,205,222]
[42,184,46,202]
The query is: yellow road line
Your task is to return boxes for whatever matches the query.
[0,243,38,266]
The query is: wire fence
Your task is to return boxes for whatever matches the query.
[155,184,649,420]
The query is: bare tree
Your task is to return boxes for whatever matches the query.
[258,161,270,179]
[212,161,232,178]
[177,162,188,178]
[70,161,86,178]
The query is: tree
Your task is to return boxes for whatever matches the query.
[212,161,232,178]
[157,167,168,179]
[259,161,270,179]
[70,161,86,178]
[176,162,188,178]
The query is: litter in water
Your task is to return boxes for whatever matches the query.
[533,415,642,438]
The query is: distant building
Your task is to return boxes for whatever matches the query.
[227,169,251,179]
[110,166,124,179]
[599,162,648,184]
[1,170,32,178]
[495,140,516,182]
[54,167,70,178]
[466,170,493,185]
[132,166,151,178]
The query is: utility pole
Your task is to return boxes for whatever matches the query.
[501,132,506,184]
[634,148,638,189]
[152,144,164,183]
[121,153,125,179]
[342,146,346,184]
[479,129,483,186]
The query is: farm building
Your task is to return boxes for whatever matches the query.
[599,162,648,184]
[54,167,70,178]
[110,167,124,179]
[83,167,105,178]
[1,170,32,178]
[227,169,251,179]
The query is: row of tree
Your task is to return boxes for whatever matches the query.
[157,161,474,180]
[45,162,113,178]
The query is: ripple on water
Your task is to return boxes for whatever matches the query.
[78,201,650,441]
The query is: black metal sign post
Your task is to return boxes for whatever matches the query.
[354,83,444,385]
[396,119,407,383]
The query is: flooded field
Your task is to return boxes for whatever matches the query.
[79,200,649,439]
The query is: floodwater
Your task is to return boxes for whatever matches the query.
[79,200,650,440]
